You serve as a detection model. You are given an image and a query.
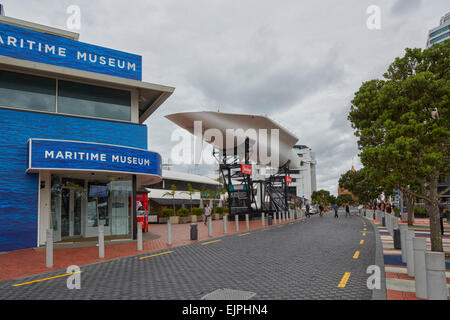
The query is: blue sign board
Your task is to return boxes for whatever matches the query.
[0,22,142,80]
[27,139,161,177]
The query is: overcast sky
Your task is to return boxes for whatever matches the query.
[3,0,448,195]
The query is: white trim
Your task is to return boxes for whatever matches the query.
[26,167,162,179]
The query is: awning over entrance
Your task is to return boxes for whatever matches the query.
[27,138,162,185]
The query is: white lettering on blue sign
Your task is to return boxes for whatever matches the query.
[44,150,151,166]
[0,22,142,80]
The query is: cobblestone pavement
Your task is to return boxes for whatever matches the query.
[0,211,376,300]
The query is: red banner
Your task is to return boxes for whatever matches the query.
[285,176,292,184]
[240,164,252,175]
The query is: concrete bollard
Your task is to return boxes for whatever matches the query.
[223,215,228,234]
[137,222,143,251]
[46,229,53,268]
[208,216,212,237]
[413,237,427,299]
[235,215,239,232]
[273,212,277,225]
[406,229,415,277]
[167,220,172,245]
[245,214,250,231]
[98,225,105,258]
[425,251,448,300]
[262,212,265,227]
[399,224,408,263]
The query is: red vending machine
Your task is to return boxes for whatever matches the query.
[136,193,149,232]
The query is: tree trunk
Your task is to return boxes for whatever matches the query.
[425,178,443,252]
[406,192,415,226]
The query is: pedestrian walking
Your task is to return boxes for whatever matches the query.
[345,204,350,218]
[319,203,324,218]
[333,203,339,218]
[306,202,311,218]
[204,203,211,225]
[438,198,446,236]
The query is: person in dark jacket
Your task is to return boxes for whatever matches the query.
[319,204,324,218]
[345,204,350,218]
[333,203,339,219]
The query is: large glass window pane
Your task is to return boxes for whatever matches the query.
[58,80,131,121]
[0,70,56,112]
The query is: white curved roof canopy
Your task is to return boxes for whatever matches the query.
[165,111,301,169]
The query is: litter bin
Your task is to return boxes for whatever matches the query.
[393,228,401,249]
[268,215,273,226]
[382,216,386,227]
[190,223,198,240]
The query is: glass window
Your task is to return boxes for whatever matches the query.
[58,80,131,121]
[430,32,450,44]
[0,70,56,112]
[430,25,450,38]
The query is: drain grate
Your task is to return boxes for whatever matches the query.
[201,288,256,300]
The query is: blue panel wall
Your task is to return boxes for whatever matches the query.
[0,108,147,252]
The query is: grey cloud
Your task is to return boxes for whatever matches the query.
[391,0,422,15]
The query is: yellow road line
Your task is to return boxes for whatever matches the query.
[238,233,251,237]
[360,240,364,244]
[12,271,83,287]
[201,239,222,245]
[353,251,360,259]
[262,229,269,232]
[337,272,351,288]
[362,233,366,236]
[139,251,174,260]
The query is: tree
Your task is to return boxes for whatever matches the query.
[181,183,196,215]
[163,184,177,216]
[339,167,383,206]
[337,194,354,207]
[348,40,450,252]
[311,190,331,205]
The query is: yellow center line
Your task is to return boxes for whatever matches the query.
[337,272,351,288]
[360,240,364,245]
[363,233,366,236]
[139,251,174,260]
[262,229,269,232]
[12,271,83,287]
[353,251,360,259]
[238,233,251,237]
[201,239,222,245]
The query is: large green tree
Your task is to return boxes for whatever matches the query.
[348,40,450,252]
[339,167,383,206]
[311,190,331,205]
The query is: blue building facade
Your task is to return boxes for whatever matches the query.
[0,13,173,252]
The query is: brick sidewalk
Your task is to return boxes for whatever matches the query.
[0,216,299,282]
[370,219,450,300]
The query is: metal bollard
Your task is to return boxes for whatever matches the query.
[46,229,53,268]
[98,225,105,258]
[393,228,401,249]
[413,237,427,299]
[235,215,239,232]
[262,212,265,227]
[137,222,143,251]
[208,216,212,237]
[245,214,250,231]
[399,224,408,263]
[406,229,415,277]
[223,215,228,234]
[425,251,448,300]
[167,220,172,245]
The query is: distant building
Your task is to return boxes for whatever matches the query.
[338,166,358,201]
[426,12,450,48]
[289,145,317,203]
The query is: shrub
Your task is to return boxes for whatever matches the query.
[223,207,229,214]
[177,208,190,217]
[414,207,428,217]
[393,207,400,214]
[192,207,203,216]
[161,209,173,218]
[215,207,224,214]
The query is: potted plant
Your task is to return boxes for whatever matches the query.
[177,208,191,224]
[213,207,224,220]
[159,208,173,224]
[192,207,203,223]
[163,184,179,224]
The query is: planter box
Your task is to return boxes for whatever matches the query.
[179,216,191,224]
[169,216,179,224]
[148,215,158,223]
[212,213,221,220]
[191,215,197,223]
[159,217,168,224]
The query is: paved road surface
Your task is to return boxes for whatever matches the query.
[0,211,376,300]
